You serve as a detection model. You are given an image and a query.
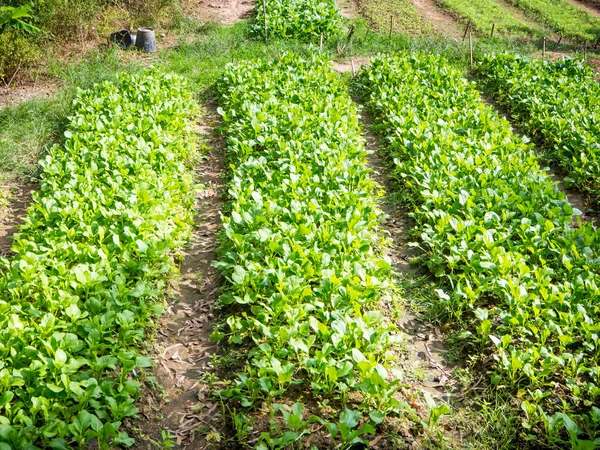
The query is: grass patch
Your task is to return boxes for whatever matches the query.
[433,0,544,37]
[354,0,436,36]
[507,0,600,42]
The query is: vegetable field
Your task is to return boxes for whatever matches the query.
[0,71,196,448]
[251,0,343,40]
[357,54,600,447]
[4,0,600,448]
[213,53,415,448]
[476,54,600,207]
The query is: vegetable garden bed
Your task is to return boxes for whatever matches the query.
[212,53,418,447]
[0,70,197,448]
[357,53,600,447]
[476,54,600,209]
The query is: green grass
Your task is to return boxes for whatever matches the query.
[507,0,600,42]
[433,0,544,37]
[354,0,436,36]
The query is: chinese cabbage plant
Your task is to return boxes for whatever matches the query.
[357,54,600,447]
[476,54,600,208]
[0,70,196,448]
[214,53,415,447]
[251,0,343,40]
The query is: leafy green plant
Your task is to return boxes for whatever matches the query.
[357,53,600,446]
[0,69,196,448]
[0,5,40,34]
[475,54,600,208]
[214,52,414,446]
[250,0,343,41]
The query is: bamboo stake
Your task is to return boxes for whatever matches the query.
[469,32,473,68]
[389,15,394,39]
[320,33,323,50]
[543,37,546,57]
[351,59,356,76]
[595,35,600,49]
[463,20,471,41]
[263,0,268,44]
[490,24,495,39]
[584,42,587,60]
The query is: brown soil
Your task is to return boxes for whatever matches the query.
[411,0,461,38]
[359,108,456,408]
[563,0,600,18]
[336,0,361,19]
[332,56,371,74]
[181,0,255,25]
[0,78,59,110]
[133,106,226,449]
[0,183,35,256]
[579,0,600,12]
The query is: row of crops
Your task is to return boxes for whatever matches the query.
[0,71,196,448]
[212,53,415,447]
[251,0,343,40]
[357,54,600,446]
[476,54,600,208]
[435,0,600,41]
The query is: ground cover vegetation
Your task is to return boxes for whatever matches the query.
[251,0,343,40]
[507,0,600,42]
[353,0,436,36]
[475,54,600,209]
[356,54,600,448]
[0,70,197,448]
[212,52,422,448]
[432,0,543,37]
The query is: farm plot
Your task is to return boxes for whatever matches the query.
[353,0,436,36]
[213,53,417,447]
[0,71,197,448]
[432,0,543,37]
[357,54,600,447]
[507,0,600,41]
[476,54,600,208]
[250,0,343,40]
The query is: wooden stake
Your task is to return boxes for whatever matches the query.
[543,37,546,57]
[351,59,356,76]
[263,0,268,44]
[557,35,563,46]
[389,15,394,38]
[463,20,471,41]
[469,32,473,68]
[490,24,495,39]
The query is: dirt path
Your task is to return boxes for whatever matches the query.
[563,0,600,18]
[0,183,35,256]
[0,81,59,110]
[493,0,556,36]
[336,0,360,19]
[135,107,226,449]
[359,109,456,406]
[411,0,461,38]
[182,0,255,24]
